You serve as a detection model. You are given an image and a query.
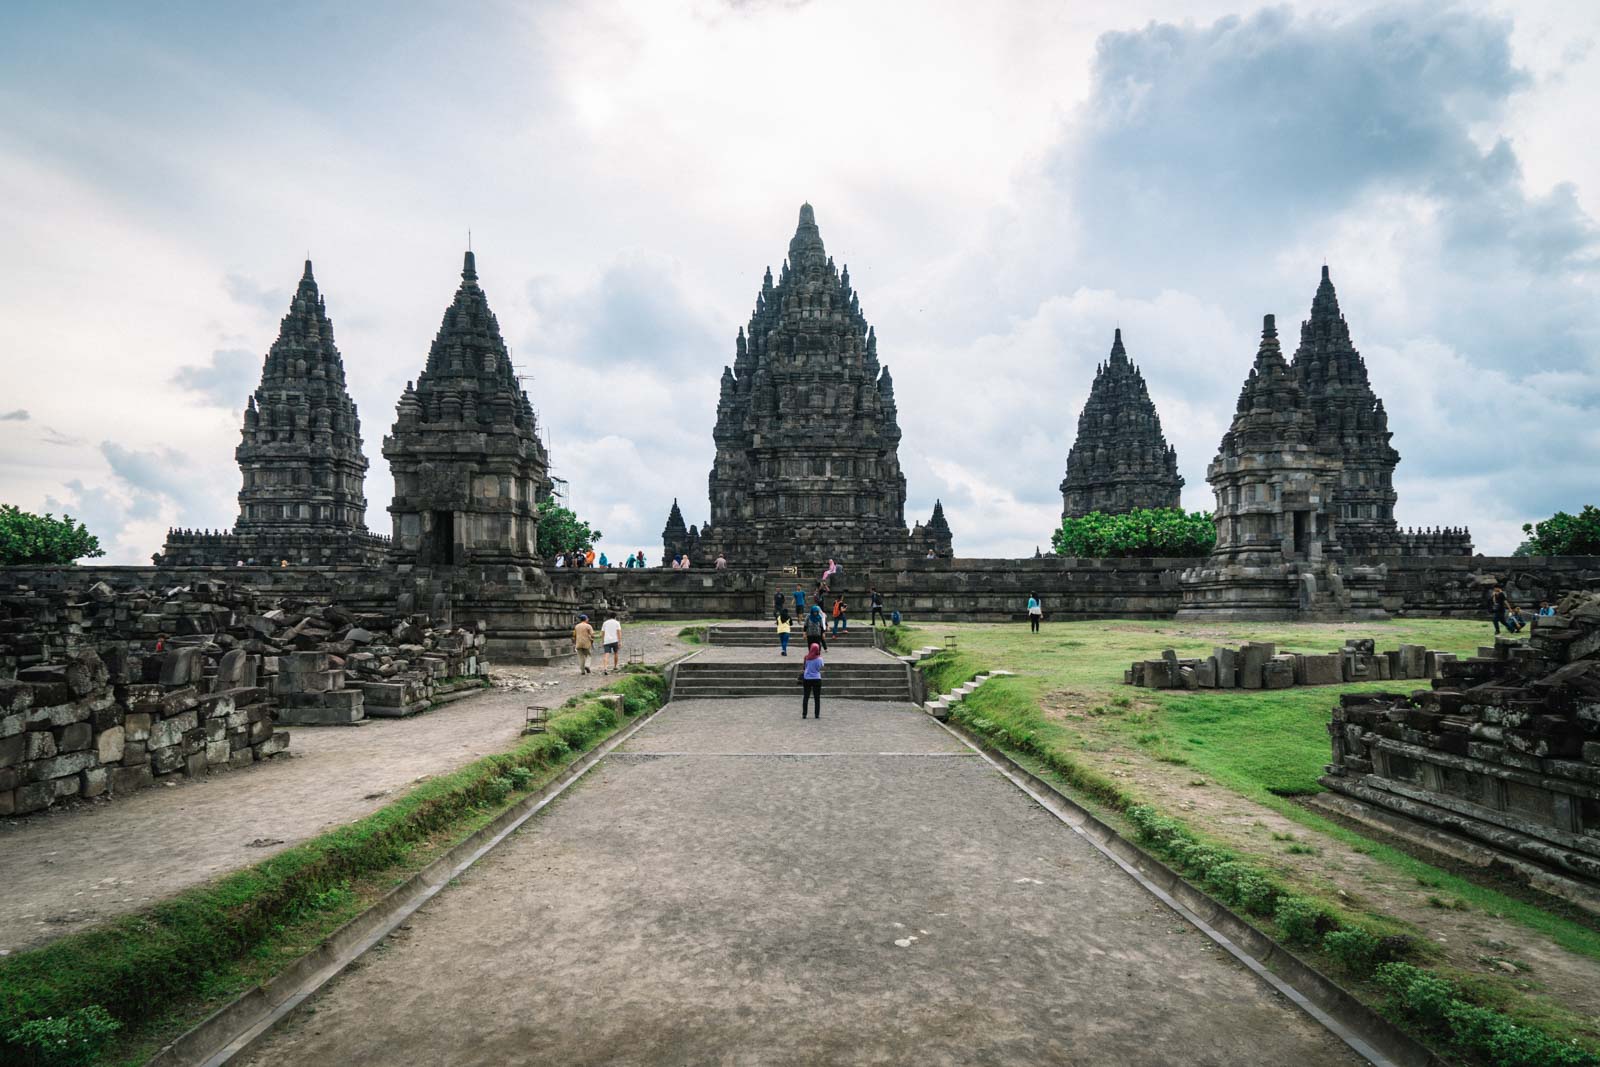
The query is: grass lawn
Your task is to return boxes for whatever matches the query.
[897,616,1600,1060]
[906,616,1489,798]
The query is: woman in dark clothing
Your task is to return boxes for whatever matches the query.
[1490,586,1508,634]
[801,642,824,719]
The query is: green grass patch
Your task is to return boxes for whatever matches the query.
[0,668,669,1067]
[940,642,1600,1063]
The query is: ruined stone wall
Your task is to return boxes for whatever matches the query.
[860,557,1189,622]
[554,568,768,621]
[1323,595,1600,884]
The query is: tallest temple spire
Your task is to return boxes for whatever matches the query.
[678,202,950,565]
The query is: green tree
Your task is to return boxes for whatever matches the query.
[535,503,601,559]
[1050,507,1215,559]
[1520,505,1600,556]
[0,505,105,566]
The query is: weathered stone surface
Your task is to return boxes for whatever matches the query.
[97,725,126,764]
[1060,329,1182,521]
[1240,642,1274,689]
[1296,654,1344,686]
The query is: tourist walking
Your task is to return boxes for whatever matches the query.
[831,596,848,633]
[804,603,828,651]
[869,588,886,627]
[1490,585,1508,634]
[777,611,791,656]
[572,614,595,674]
[1027,593,1042,633]
[773,589,785,619]
[793,584,807,614]
[600,614,622,672]
[800,642,824,719]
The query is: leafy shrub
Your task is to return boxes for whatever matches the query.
[4,1005,120,1067]
[1050,507,1215,559]
[1520,505,1600,557]
[1323,927,1382,977]
[1375,962,1599,1067]
[506,766,534,789]
[0,506,104,567]
[483,776,513,804]
[1273,897,1335,947]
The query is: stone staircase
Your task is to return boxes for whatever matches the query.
[704,625,878,648]
[672,657,912,701]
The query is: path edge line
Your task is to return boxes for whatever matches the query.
[145,696,671,1067]
[932,713,1448,1067]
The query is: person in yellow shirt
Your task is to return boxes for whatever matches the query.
[776,611,791,656]
[572,614,595,674]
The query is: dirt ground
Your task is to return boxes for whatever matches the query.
[242,695,1363,1067]
[0,624,693,954]
[1042,692,1600,1026]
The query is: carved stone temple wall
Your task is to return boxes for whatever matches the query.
[382,251,574,662]
[1059,329,1183,521]
[670,204,951,568]
[1178,315,1387,620]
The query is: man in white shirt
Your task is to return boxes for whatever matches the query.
[601,615,623,672]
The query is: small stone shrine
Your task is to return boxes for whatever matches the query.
[669,204,951,567]
[1177,315,1385,619]
[385,251,552,568]
[156,261,388,567]
[1059,329,1183,520]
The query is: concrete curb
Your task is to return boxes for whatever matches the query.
[145,693,672,1067]
[932,710,1448,1067]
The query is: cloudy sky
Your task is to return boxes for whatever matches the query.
[2,0,1597,562]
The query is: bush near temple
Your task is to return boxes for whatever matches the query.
[1520,505,1600,557]
[0,506,104,566]
[1050,507,1215,559]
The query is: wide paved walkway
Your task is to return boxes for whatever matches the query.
[242,696,1362,1066]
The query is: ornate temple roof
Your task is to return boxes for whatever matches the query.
[1060,329,1183,519]
[684,203,940,564]
[402,251,536,431]
[236,259,370,533]
[1290,265,1398,463]
[1219,315,1317,455]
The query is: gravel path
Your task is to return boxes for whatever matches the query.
[0,624,693,954]
[242,695,1363,1066]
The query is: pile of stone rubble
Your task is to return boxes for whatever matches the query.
[0,578,489,815]
[1324,594,1600,881]
[1126,638,1457,690]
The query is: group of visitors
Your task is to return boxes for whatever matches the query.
[570,612,624,674]
[1488,586,1545,635]
[555,549,607,568]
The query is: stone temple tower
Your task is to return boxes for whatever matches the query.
[1059,329,1183,521]
[1177,315,1385,619]
[385,251,552,568]
[679,203,950,566]
[158,260,387,566]
[1289,267,1401,555]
